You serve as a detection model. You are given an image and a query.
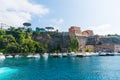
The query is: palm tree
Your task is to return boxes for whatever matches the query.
[23,22,31,29]
[23,22,32,38]
[45,27,54,32]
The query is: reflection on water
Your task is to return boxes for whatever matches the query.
[0,67,18,80]
[0,59,4,64]
[43,56,48,61]
[0,67,17,74]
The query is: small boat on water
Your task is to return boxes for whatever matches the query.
[98,52,107,56]
[99,52,115,56]
[15,55,22,58]
[91,52,99,56]
[33,54,40,58]
[68,52,77,57]
[42,53,48,58]
[51,53,62,58]
[0,53,5,60]
[27,54,40,58]
[114,52,120,56]
[50,53,58,57]
[27,54,34,58]
[58,53,62,57]
[106,53,114,56]
[6,55,13,58]
[76,53,84,57]
[98,52,106,56]
[83,52,92,57]
[62,53,67,57]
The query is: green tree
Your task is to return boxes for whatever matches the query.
[0,29,6,35]
[6,42,18,53]
[86,48,90,52]
[68,36,78,52]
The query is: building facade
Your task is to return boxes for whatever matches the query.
[69,26,82,36]
[114,45,120,52]
[82,30,94,37]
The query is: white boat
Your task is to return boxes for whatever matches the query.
[68,52,77,57]
[33,54,40,58]
[6,55,13,58]
[76,53,84,57]
[62,53,67,57]
[91,52,99,56]
[15,55,22,58]
[27,54,34,58]
[84,52,92,56]
[42,53,48,58]
[0,53,5,60]
[58,53,62,57]
[50,53,57,57]
[114,52,120,56]
[106,53,114,56]
[98,52,106,56]
[51,53,62,57]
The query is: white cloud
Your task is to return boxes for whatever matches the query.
[0,0,49,27]
[88,24,119,35]
[49,18,64,31]
[51,18,64,24]
[58,19,64,23]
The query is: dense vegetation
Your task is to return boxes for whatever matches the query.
[0,27,46,55]
[67,36,79,52]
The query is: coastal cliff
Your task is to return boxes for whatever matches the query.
[32,32,78,53]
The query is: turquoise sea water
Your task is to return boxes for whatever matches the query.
[0,56,120,80]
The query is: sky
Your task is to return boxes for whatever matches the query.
[0,0,120,35]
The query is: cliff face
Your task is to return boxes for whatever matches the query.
[76,36,87,51]
[32,32,71,52]
[32,32,120,53]
[99,37,120,44]
[76,36,120,52]
[86,36,120,45]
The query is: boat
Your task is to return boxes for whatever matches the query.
[51,53,62,58]
[58,53,62,57]
[98,52,107,56]
[50,53,58,57]
[91,52,99,56]
[76,53,84,57]
[0,53,5,60]
[42,53,48,58]
[27,54,34,58]
[62,53,67,57]
[6,55,13,58]
[15,55,22,58]
[106,53,114,56]
[114,52,120,56]
[84,52,92,56]
[33,54,40,58]
[68,52,77,57]
[99,52,115,56]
